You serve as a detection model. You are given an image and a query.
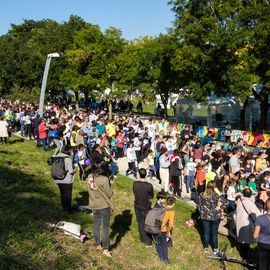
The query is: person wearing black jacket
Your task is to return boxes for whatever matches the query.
[170,149,183,198]
[90,144,104,165]
[133,168,154,246]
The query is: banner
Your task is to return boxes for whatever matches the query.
[153,119,270,147]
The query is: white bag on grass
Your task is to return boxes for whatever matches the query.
[51,221,87,242]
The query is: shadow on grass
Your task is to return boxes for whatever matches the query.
[110,210,132,250]
[75,191,89,205]
[0,164,80,270]
[8,137,25,144]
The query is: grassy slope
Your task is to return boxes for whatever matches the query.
[0,137,241,270]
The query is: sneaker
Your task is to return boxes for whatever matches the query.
[96,244,103,251]
[204,248,210,255]
[163,259,171,264]
[213,249,221,257]
[102,249,112,258]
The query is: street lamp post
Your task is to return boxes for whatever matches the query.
[38,53,60,116]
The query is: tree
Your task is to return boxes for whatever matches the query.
[130,35,180,116]
[169,0,270,130]
[60,26,127,118]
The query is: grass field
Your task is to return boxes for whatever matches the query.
[0,137,244,270]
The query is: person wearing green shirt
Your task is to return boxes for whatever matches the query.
[237,179,246,193]
[247,174,257,196]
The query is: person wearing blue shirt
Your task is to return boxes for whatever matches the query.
[96,121,106,135]
[202,131,213,145]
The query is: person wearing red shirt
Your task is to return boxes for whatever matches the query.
[38,119,48,151]
[116,131,125,159]
[196,162,206,194]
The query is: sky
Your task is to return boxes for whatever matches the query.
[0,0,175,40]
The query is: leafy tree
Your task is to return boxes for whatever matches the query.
[169,0,270,130]
[129,35,180,116]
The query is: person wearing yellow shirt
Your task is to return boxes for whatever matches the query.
[155,196,176,264]
[255,152,267,172]
[106,120,116,137]
[157,118,169,136]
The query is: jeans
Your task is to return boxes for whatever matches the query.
[109,161,118,178]
[40,138,49,151]
[57,183,73,212]
[154,232,169,263]
[148,165,156,178]
[202,219,220,249]
[20,122,25,136]
[92,208,111,249]
[134,207,152,245]
[258,242,270,270]
[186,175,194,193]
[227,200,236,213]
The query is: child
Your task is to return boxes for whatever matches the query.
[76,144,87,181]
[185,157,197,193]
[111,135,118,159]
[195,162,206,195]
[155,196,176,264]
[147,149,156,179]
[236,173,246,193]
[116,131,125,159]
[226,179,236,213]
[126,142,137,178]
[247,173,257,200]
[154,191,166,208]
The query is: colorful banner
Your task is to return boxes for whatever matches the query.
[153,119,270,147]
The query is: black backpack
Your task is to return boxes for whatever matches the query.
[51,157,68,180]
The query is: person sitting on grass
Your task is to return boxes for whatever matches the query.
[154,196,176,264]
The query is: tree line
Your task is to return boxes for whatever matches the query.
[0,1,269,129]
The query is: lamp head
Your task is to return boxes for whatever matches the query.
[47,53,60,58]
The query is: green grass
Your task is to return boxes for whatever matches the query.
[0,137,242,269]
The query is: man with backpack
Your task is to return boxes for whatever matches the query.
[51,148,76,212]
[133,168,154,246]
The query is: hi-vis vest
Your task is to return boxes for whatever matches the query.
[70,131,78,147]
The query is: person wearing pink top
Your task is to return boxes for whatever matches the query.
[116,131,125,158]
[38,119,48,151]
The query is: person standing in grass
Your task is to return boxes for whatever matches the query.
[198,181,228,256]
[0,116,8,144]
[155,196,176,264]
[53,148,76,212]
[133,168,154,246]
[88,162,114,258]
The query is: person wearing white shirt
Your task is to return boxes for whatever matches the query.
[126,142,137,178]
[133,133,142,163]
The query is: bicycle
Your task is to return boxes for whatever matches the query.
[205,245,257,270]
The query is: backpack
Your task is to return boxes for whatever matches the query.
[51,157,68,180]
[144,208,166,234]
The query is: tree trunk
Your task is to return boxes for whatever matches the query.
[260,93,269,132]
[83,89,89,109]
[108,96,112,120]
[240,98,249,130]
[161,96,168,117]
[75,91,79,109]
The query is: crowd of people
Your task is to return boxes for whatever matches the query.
[1,98,270,268]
